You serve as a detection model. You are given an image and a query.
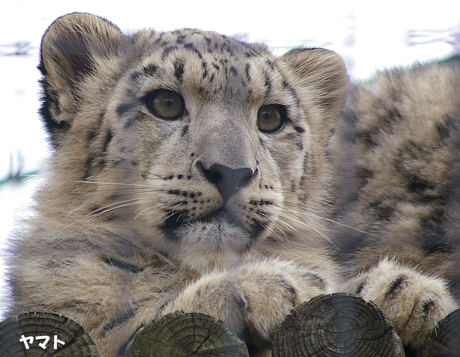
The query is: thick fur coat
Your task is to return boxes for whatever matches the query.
[7,12,460,356]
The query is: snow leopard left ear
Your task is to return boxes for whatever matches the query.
[39,12,127,147]
[280,48,348,139]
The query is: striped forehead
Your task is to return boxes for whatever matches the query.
[144,28,266,57]
[131,29,285,104]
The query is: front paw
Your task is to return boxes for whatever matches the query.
[161,271,249,340]
[162,259,332,347]
[345,258,458,348]
[237,259,331,342]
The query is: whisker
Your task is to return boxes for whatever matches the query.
[276,206,331,242]
[87,200,149,220]
[283,202,368,235]
[90,198,146,215]
[258,219,287,245]
[76,180,150,188]
[135,201,188,223]
[305,212,368,235]
[106,165,164,178]
[260,208,307,239]
[68,182,154,195]
[134,203,170,220]
[63,198,151,228]
[256,211,288,241]
[161,206,186,225]
[271,187,301,195]
[277,210,318,237]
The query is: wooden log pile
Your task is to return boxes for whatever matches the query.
[1,294,459,356]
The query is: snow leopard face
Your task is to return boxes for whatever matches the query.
[38,13,347,271]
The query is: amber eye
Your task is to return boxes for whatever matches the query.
[257,105,286,133]
[146,90,185,120]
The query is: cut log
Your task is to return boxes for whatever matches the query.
[272,293,405,357]
[0,311,100,356]
[125,311,249,356]
[420,308,460,357]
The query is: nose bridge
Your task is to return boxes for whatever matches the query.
[195,110,257,171]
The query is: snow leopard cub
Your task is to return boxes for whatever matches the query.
[6,12,460,357]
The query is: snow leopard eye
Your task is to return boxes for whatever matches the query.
[257,105,286,133]
[145,90,185,120]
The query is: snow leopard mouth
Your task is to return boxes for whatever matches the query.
[160,208,264,244]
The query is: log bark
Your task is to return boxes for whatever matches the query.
[0,311,100,356]
[271,293,405,357]
[125,311,249,357]
[420,308,460,357]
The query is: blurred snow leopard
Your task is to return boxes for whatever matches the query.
[4,12,460,357]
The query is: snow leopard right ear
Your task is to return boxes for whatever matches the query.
[39,13,127,147]
[40,12,125,88]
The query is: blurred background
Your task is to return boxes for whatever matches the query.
[1,0,460,317]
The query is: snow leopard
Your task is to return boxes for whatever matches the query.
[4,12,460,356]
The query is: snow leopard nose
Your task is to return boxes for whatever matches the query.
[197,162,257,202]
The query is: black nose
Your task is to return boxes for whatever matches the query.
[197,162,257,202]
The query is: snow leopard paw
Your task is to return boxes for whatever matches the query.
[345,258,458,349]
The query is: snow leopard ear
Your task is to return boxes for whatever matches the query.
[40,12,125,86]
[280,48,348,138]
[39,12,126,147]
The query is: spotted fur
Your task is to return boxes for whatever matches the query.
[7,13,346,356]
[8,12,460,356]
[332,56,460,348]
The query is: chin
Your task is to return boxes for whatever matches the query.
[170,219,262,272]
